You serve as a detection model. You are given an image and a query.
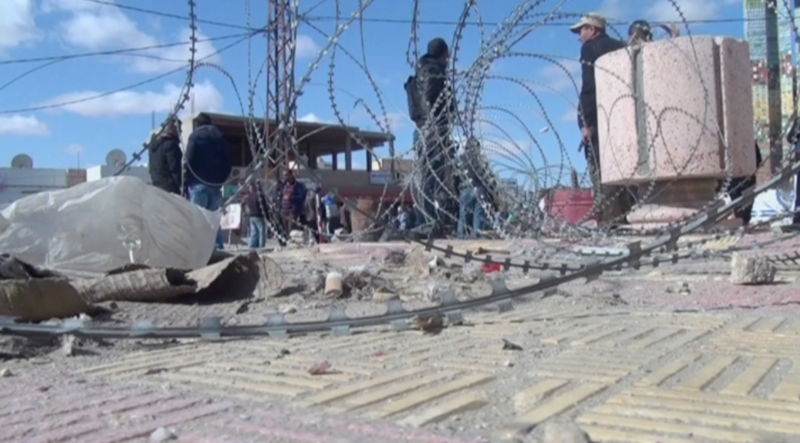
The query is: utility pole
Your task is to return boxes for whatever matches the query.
[266,0,298,173]
[766,0,783,172]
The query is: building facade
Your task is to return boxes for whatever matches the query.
[745,0,800,171]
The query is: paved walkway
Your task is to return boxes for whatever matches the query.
[3,303,799,442]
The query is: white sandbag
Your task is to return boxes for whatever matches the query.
[0,176,219,278]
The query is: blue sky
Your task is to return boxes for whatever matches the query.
[0,0,748,183]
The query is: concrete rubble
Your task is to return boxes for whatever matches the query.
[730,252,777,285]
[0,253,262,321]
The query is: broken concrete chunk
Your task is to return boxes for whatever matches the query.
[541,419,590,443]
[731,253,776,285]
[256,255,285,297]
[382,249,407,266]
[279,304,298,315]
[308,360,333,375]
[61,335,77,357]
[0,278,90,321]
[406,246,442,276]
[324,272,343,297]
[502,339,523,351]
[149,426,177,442]
[372,291,398,303]
[288,230,306,247]
[0,368,12,377]
[412,313,444,334]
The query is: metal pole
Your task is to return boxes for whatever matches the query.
[766,0,783,172]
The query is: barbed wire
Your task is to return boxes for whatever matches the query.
[3,0,800,339]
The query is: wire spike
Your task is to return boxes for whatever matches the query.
[497,300,514,313]
[327,307,351,336]
[266,313,288,339]
[131,320,155,337]
[489,278,509,295]
[199,317,222,341]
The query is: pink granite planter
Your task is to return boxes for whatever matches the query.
[594,36,756,224]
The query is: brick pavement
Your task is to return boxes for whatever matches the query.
[2,304,795,442]
[2,238,800,441]
[0,366,477,443]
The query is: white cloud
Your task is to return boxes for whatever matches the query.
[299,113,325,123]
[561,109,578,123]
[296,35,320,59]
[385,111,408,133]
[42,0,104,13]
[65,143,85,156]
[44,0,219,73]
[132,29,221,74]
[0,115,49,136]
[599,0,628,20]
[647,0,739,22]
[533,60,582,93]
[43,80,223,117]
[59,7,152,49]
[0,0,39,53]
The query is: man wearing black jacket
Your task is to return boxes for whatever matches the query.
[148,117,182,194]
[185,113,232,249]
[414,38,457,229]
[571,13,626,223]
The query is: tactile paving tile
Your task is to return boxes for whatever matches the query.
[577,386,800,442]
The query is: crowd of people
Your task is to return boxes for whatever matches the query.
[147,14,772,250]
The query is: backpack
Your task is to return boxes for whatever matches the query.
[404,75,424,124]
[325,201,340,219]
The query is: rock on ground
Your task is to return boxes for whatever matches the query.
[731,253,776,285]
[149,426,176,442]
[541,419,590,443]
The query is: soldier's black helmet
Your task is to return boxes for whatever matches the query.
[628,20,652,41]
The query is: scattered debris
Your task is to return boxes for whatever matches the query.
[288,230,306,247]
[541,419,590,443]
[503,360,515,367]
[308,360,333,375]
[341,266,396,300]
[143,367,168,376]
[481,262,503,274]
[731,253,776,285]
[279,348,291,356]
[647,269,664,278]
[502,339,523,351]
[331,228,349,243]
[0,277,89,321]
[475,246,511,256]
[149,426,177,442]
[382,249,407,265]
[665,282,691,296]
[412,313,444,334]
[461,262,485,283]
[324,272,343,297]
[75,268,194,303]
[279,304,298,315]
[406,246,442,276]
[235,301,251,314]
[256,255,285,297]
[0,254,62,280]
[61,335,77,357]
[372,291,398,302]
[0,367,12,377]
